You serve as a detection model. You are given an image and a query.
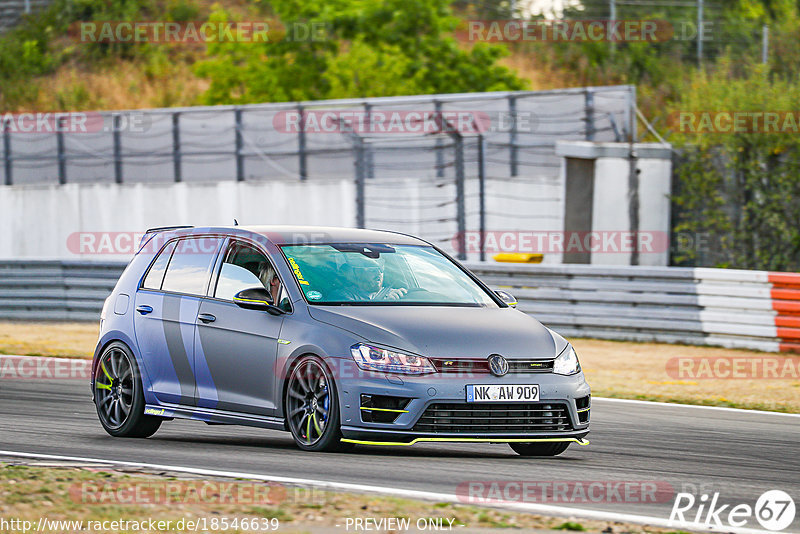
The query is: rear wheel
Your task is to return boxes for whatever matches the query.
[285,356,348,452]
[509,441,570,456]
[94,342,161,438]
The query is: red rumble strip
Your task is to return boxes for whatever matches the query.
[769,272,800,353]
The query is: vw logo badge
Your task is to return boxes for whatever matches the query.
[488,354,509,377]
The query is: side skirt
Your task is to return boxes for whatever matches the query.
[144,403,286,432]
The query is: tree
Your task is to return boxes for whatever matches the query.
[194,0,527,105]
[670,59,800,270]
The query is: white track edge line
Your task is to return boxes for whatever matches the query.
[591,397,800,418]
[0,449,779,534]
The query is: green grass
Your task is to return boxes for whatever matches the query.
[246,507,293,521]
[555,521,588,531]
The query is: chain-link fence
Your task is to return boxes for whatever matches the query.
[542,0,771,66]
[1,86,635,260]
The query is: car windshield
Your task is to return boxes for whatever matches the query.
[280,244,499,307]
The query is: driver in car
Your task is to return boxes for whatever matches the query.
[258,262,282,303]
[335,255,407,301]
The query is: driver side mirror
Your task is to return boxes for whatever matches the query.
[233,287,284,316]
[495,290,517,308]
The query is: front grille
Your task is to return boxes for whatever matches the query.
[412,402,573,433]
[430,358,554,374]
[430,358,489,373]
[509,360,554,373]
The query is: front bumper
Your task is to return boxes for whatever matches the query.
[333,357,591,445]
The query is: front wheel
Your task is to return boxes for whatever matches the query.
[285,356,348,452]
[94,342,161,438]
[509,441,570,456]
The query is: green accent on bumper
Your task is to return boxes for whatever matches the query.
[341,437,590,447]
[359,407,409,413]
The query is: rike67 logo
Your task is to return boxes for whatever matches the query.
[669,490,796,531]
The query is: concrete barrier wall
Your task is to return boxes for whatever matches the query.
[0,180,356,259]
[1,259,798,353]
[0,149,673,265]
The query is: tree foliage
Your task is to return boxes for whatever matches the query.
[670,60,800,270]
[194,0,527,104]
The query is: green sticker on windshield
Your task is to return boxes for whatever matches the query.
[307,290,323,300]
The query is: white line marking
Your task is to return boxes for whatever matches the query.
[0,449,780,534]
[0,355,89,362]
[592,397,800,418]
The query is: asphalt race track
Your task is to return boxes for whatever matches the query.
[1,376,798,531]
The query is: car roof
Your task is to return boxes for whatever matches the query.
[163,225,430,246]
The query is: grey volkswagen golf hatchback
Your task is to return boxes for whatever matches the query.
[92,225,590,455]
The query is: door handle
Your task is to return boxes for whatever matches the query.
[197,313,216,323]
[136,305,153,315]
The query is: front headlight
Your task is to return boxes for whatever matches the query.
[350,343,436,375]
[553,345,581,375]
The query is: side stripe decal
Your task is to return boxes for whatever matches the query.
[162,295,197,406]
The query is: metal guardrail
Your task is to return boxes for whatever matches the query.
[0,0,52,33]
[0,260,125,321]
[1,260,796,353]
[465,263,798,353]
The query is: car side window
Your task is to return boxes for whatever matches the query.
[161,237,222,296]
[214,242,284,306]
[142,241,177,290]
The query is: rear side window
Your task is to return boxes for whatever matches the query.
[141,241,176,290]
[160,237,222,296]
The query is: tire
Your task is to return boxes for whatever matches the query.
[94,342,162,438]
[509,441,570,456]
[284,355,348,452]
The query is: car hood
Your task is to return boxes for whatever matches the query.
[307,305,560,359]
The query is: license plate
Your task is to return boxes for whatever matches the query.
[466,384,539,402]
